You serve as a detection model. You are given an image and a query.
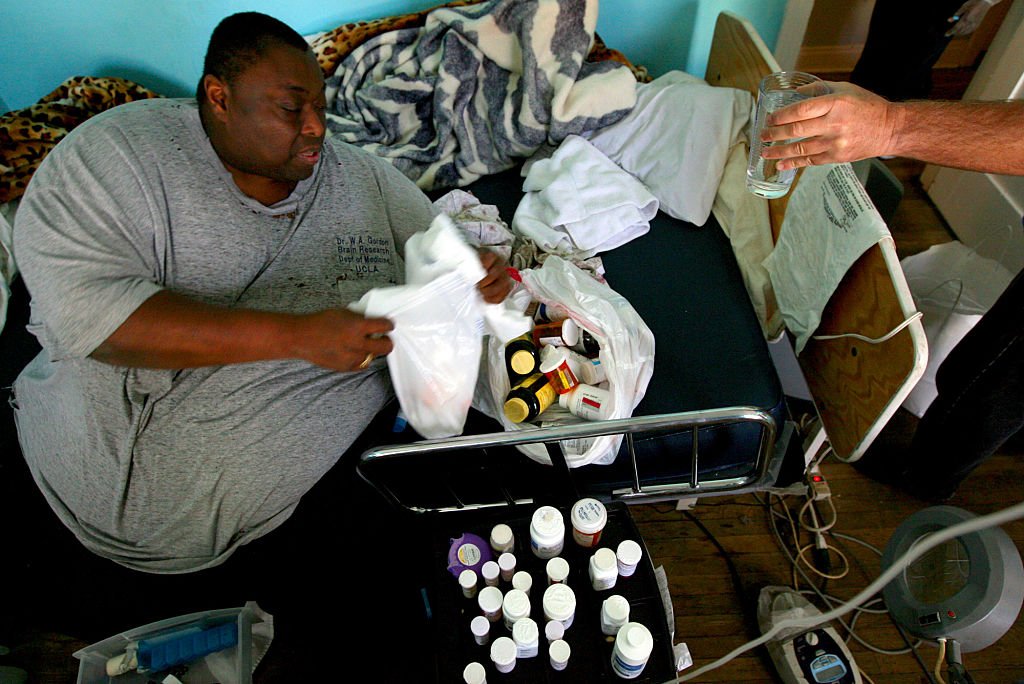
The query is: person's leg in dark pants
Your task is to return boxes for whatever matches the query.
[851,0,963,101]
[899,267,1024,500]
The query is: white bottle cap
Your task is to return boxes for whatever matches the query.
[490,523,514,552]
[512,570,533,595]
[478,585,504,619]
[503,588,531,622]
[615,622,653,663]
[512,617,539,646]
[531,506,564,539]
[471,615,491,639]
[459,569,478,593]
[593,547,617,572]
[560,319,580,346]
[545,619,565,642]
[498,552,516,574]
[538,343,567,374]
[491,636,517,671]
[617,539,643,575]
[542,582,577,623]
[549,639,571,669]
[481,560,500,585]
[570,497,607,547]
[463,661,487,684]
[604,594,630,622]
[546,556,570,584]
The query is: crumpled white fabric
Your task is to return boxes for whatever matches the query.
[352,214,530,438]
[585,70,752,226]
[0,200,19,335]
[512,135,658,258]
[764,163,890,353]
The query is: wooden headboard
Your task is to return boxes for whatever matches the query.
[704,12,928,461]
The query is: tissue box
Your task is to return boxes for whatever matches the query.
[74,605,258,684]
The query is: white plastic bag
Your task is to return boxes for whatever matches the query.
[483,256,655,467]
[900,241,1014,416]
[352,215,530,438]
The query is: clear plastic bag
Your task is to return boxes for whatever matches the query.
[482,256,655,467]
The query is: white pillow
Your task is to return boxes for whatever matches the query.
[584,71,752,226]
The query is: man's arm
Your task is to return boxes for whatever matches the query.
[760,81,1024,176]
[91,290,395,372]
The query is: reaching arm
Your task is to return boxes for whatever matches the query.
[91,290,395,372]
[760,81,1024,176]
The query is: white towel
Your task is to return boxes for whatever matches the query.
[512,135,658,258]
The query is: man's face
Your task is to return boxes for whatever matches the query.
[212,44,327,186]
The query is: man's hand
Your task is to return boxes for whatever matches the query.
[291,308,394,372]
[476,248,513,304]
[759,81,901,171]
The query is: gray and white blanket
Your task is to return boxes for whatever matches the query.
[325,0,638,190]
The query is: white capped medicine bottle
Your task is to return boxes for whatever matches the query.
[498,552,517,582]
[546,556,570,585]
[545,619,565,643]
[478,586,503,623]
[530,506,565,559]
[542,582,577,630]
[459,569,479,599]
[570,497,607,548]
[611,622,653,679]
[589,547,618,591]
[549,639,571,671]
[463,661,487,684]
[601,594,630,636]
[512,617,540,658]
[490,636,517,674]
[512,570,533,596]
[559,383,611,421]
[617,539,643,577]
[502,589,531,630]
[470,615,491,646]
[490,523,514,554]
[481,560,500,587]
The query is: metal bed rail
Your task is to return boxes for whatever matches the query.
[358,405,778,513]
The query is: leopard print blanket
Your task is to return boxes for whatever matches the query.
[0,76,162,203]
[0,2,646,204]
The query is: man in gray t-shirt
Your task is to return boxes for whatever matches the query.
[12,13,510,575]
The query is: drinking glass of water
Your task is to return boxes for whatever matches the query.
[746,72,830,199]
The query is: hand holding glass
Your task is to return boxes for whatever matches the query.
[746,72,831,199]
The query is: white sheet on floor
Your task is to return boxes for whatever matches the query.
[584,71,752,226]
[512,135,658,258]
[0,200,19,334]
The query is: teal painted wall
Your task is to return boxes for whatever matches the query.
[0,0,785,113]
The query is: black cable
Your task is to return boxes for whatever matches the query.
[889,612,940,684]
[682,510,763,641]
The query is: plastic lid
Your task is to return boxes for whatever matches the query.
[491,636,517,665]
[504,397,530,423]
[558,390,571,409]
[545,620,565,641]
[531,506,564,538]
[482,560,500,581]
[512,571,533,592]
[459,569,478,590]
[546,557,570,582]
[491,523,513,548]
[503,589,531,619]
[542,583,577,620]
[594,547,617,572]
[470,615,490,636]
[510,348,536,374]
[604,595,630,621]
[616,623,653,660]
[617,539,643,565]
[479,586,503,612]
[537,344,566,373]
[570,498,607,533]
[549,639,571,664]
[463,661,486,684]
[498,552,516,572]
[560,319,580,346]
[512,617,539,645]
